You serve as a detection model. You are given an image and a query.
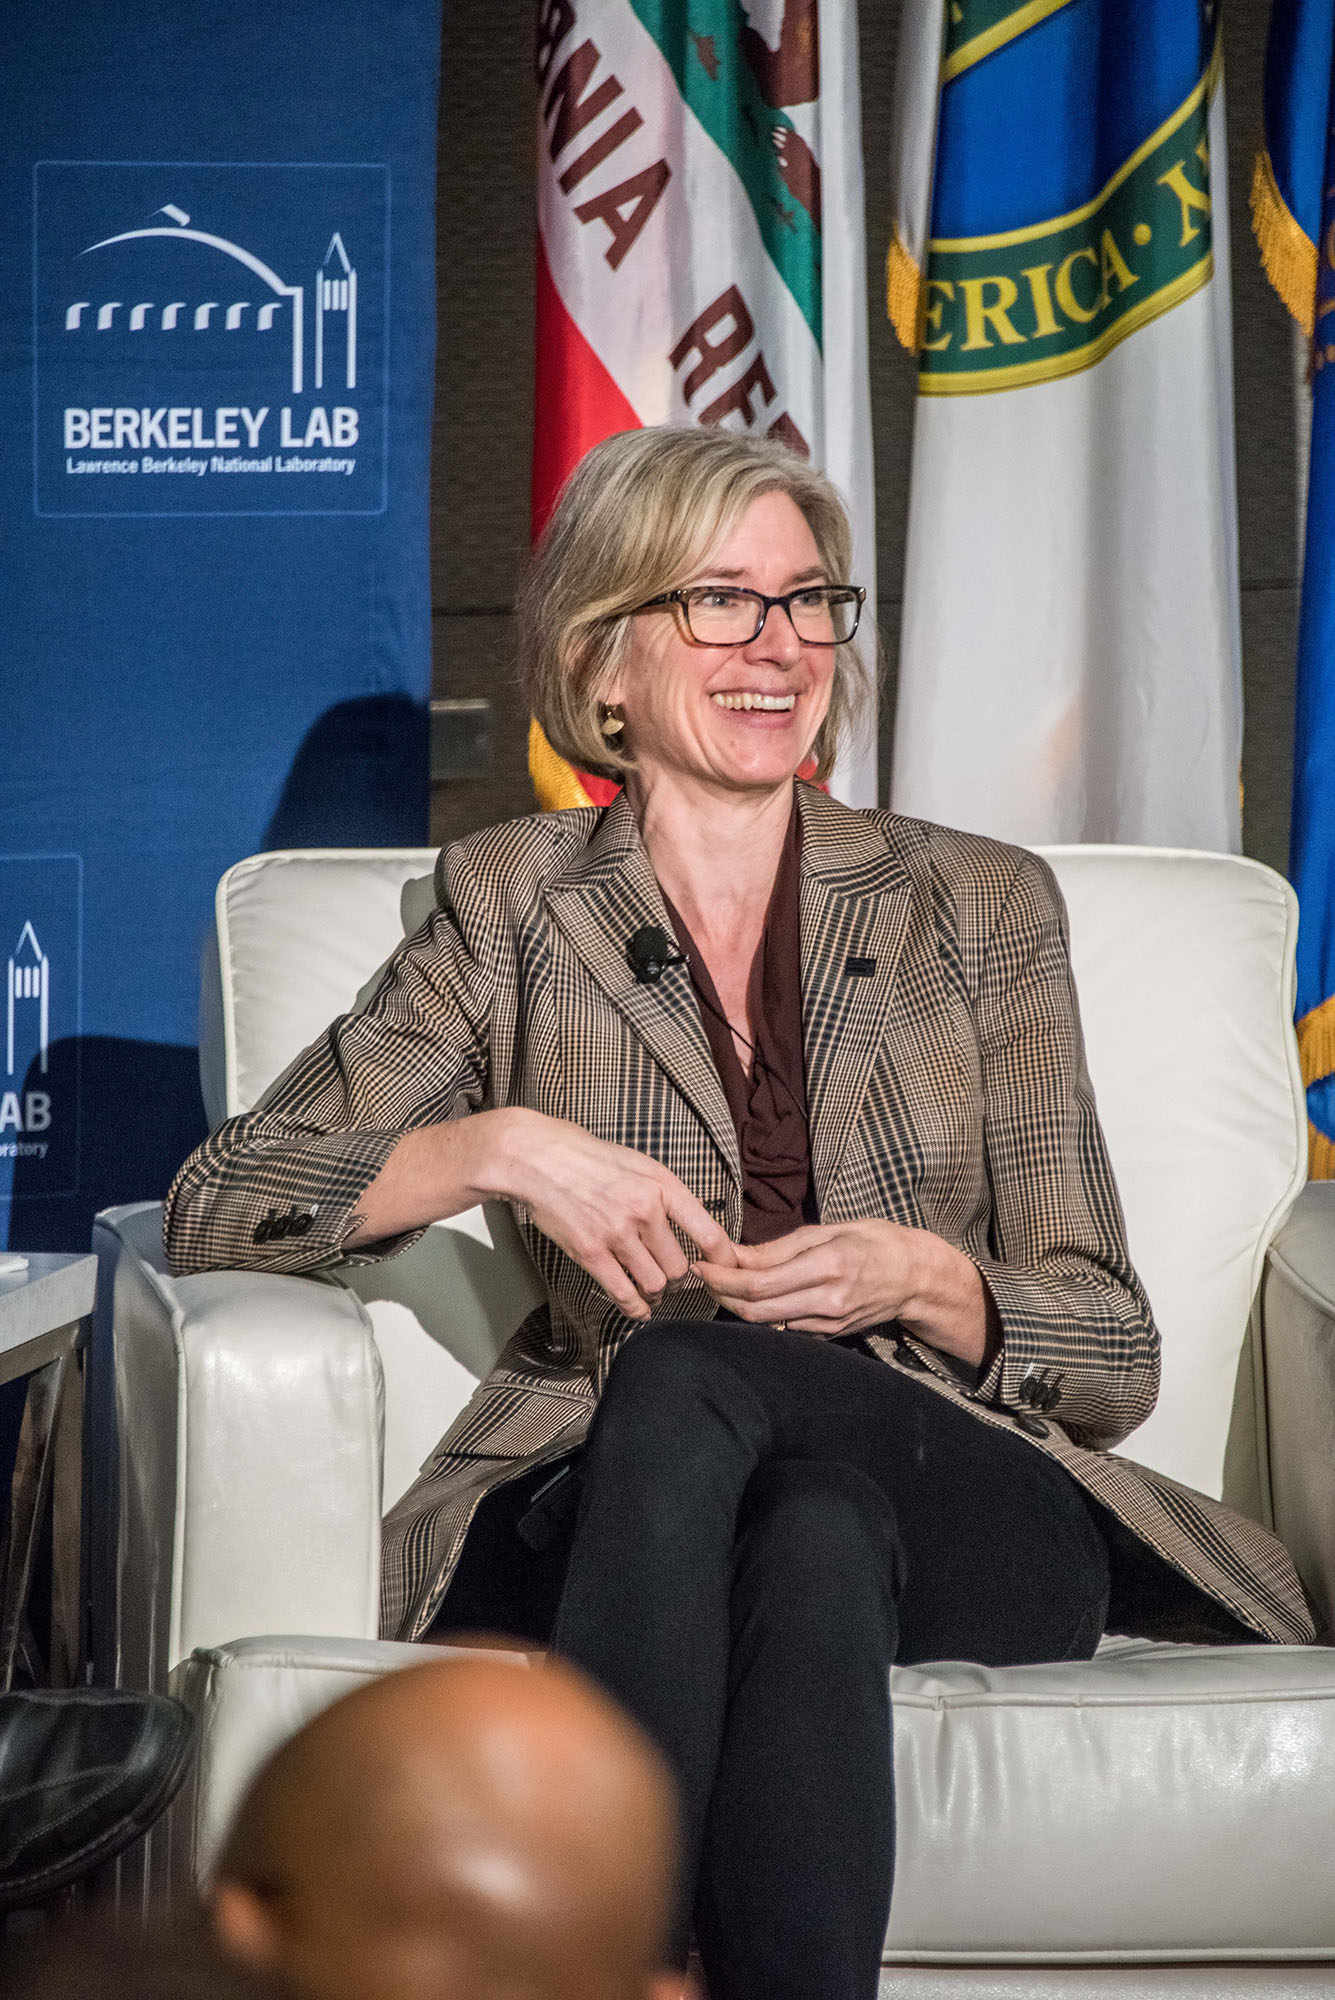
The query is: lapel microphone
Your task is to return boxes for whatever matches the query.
[624,923,811,1133]
[626,924,686,984]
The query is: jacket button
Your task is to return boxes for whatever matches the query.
[1014,1412,1049,1438]
[896,1342,930,1372]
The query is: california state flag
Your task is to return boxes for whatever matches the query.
[529,0,877,810]
[889,0,1241,848]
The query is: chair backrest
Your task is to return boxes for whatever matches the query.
[1036,848,1304,1496]
[205,843,1305,1508]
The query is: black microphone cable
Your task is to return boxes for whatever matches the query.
[625,924,812,1134]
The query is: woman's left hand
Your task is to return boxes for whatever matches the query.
[693,1219,989,1366]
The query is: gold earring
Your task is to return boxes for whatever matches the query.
[600,704,625,738]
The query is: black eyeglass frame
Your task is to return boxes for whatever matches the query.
[636,584,866,648]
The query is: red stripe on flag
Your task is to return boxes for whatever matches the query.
[530,239,819,805]
[532,234,639,805]
[532,234,642,540]
[571,772,624,806]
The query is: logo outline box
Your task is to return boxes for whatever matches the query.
[32,160,392,520]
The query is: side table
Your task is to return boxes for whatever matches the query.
[0,1252,96,1690]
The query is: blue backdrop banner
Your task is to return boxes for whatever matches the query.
[0,0,439,1247]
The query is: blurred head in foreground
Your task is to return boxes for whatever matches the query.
[211,1653,683,2000]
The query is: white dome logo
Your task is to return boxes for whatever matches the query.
[60,204,361,398]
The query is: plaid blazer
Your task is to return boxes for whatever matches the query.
[164,785,1315,1646]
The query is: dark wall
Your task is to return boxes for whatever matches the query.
[431,0,1300,876]
[432,0,537,846]
[1226,0,1302,876]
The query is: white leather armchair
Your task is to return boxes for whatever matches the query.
[97,842,1335,1984]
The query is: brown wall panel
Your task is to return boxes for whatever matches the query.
[1225,0,1301,876]
[431,0,536,844]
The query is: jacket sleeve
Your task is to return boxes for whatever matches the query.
[967,850,1160,1450]
[163,886,494,1277]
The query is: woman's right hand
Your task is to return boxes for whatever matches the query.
[489,1107,738,1319]
[346,1107,737,1321]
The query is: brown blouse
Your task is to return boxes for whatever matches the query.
[663,803,1002,1374]
[662,803,817,1244]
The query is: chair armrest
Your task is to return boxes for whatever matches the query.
[169,1635,484,1883]
[94,1204,384,1688]
[163,1634,530,1888]
[1259,1181,1335,1641]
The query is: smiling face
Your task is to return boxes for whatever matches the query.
[607,489,837,800]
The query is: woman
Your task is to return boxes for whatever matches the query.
[166,426,1313,2000]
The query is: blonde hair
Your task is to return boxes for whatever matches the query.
[519,426,874,785]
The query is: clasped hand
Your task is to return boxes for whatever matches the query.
[693,1219,928,1340]
[465,1112,982,1361]
[498,1111,738,1321]
[505,1115,922,1334]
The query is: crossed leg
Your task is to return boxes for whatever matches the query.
[551,1319,1110,2000]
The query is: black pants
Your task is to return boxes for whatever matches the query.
[558,1322,1117,1998]
[437,1320,1114,1999]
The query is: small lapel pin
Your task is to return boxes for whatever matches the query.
[844,955,877,978]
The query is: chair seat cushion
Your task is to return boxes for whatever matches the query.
[174,1632,1335,1960]
[887,1635,1335,1961]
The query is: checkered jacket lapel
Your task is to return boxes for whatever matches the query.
[544,794,740,1186]
[798,790,916,1206]
[545,788,920,1208]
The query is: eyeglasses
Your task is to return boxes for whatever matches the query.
[637,584,865,648]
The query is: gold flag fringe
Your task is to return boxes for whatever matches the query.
[1297,993,1335,1090]
[1297,996,1335,1181]
[528,715,596,812]
[886,226,924,354]
[1309,1123,1335,1180]
[1250,149,1316,336]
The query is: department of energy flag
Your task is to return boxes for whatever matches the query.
[528,0,876,811]
[888,0,1242,850]
[1253,0,1335,1176]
